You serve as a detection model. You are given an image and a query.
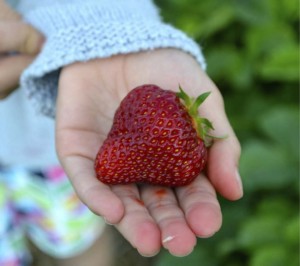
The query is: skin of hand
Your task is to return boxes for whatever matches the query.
[0,0,44,99]
[56,48,243,257]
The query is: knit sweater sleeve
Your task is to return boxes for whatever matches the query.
[17,0,206,117]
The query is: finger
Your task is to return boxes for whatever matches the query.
[141,186,196,256]
[55,100,124,223]
[0,54,33,92]
[0,0,21,20]
[198,87,243,200]
[0,21,44,54]
[111,185,161,256]
[176,175,222,238]
[154,63,243,200]
[59,155,125,224]
[209,132,243,200]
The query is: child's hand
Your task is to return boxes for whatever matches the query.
[56,49,243,257]
[0,0,43,99]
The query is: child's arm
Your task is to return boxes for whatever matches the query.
[17,0,206,116]
[56,49,243,257]
[14,0,243,256]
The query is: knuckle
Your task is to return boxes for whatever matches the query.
[0,23,7,51]
[213,89,225,110]
[231,135,242,160]
[20,24,32,53]
[20,24,42,54]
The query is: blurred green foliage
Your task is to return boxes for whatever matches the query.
[154,0,299,265]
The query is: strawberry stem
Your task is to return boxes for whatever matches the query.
[176,86,216,147]
[178,85,193,108]
[190,92,211,117]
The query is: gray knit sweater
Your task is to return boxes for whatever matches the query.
[14,0,206,117]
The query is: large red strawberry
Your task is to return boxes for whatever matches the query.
[94,84,214,187]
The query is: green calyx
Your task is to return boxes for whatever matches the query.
[176,85,218,147]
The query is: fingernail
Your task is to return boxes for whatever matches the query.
[162,235,175,244]
[103,217,114,225]
[137,249,160,257]
[198,231,217,238]
[235,169,243,198]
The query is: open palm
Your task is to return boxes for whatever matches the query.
[56,49,242,257]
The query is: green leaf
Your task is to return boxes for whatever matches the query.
[250,245,291,266]
[279,0,299,21]
[177,85,192,107]
[284,215,300,245]
[234,0,275,25]
[234,0,298,25]
[258,44,300,81]
[256,196,295,218]
[190,92,211,115]
[240,140,297,191]
[196,4,235,37]
[258,106,299,159]
[245,22,296,59]
[238,215,285,251]
[207,46,254,91]
[199,117,214,130]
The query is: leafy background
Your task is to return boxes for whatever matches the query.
[153,0,299,265]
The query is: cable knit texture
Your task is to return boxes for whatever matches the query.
[17,0,206,117]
